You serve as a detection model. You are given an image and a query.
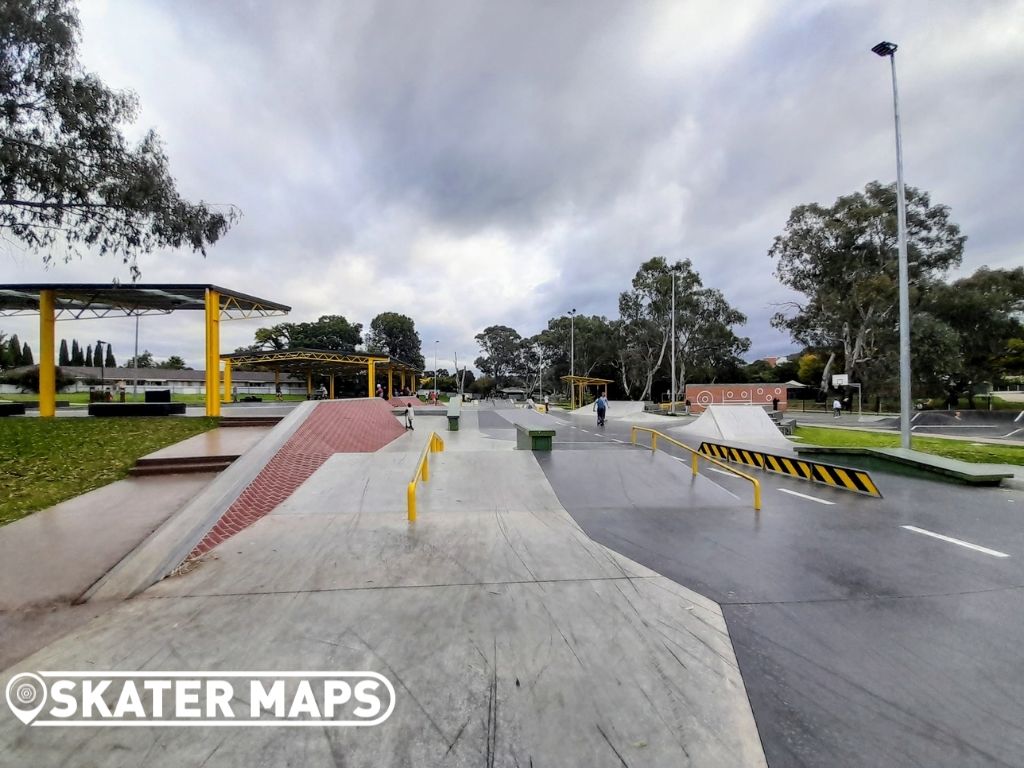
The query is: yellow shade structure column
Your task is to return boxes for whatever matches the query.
[400,371,406,393]
[204,288,221,417]
[387,368,394,398]
[411,374,417,392]
[367,359,377,397]
[222,358,233,403]
[38,289,56,418]
[329,375,335,399]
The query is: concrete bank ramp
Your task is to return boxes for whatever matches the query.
[672,404,791,450]
[5,448,766,767]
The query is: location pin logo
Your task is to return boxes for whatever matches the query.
[5,673,48,725]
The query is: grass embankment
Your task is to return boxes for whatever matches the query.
[794,426,1024,466]
[0,417,218,526]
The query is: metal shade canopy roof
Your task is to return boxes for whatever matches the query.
[223,347,423,373]
[0,283,290,319]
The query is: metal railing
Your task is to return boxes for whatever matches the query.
[407,432,445,522]
[630,426,762,511]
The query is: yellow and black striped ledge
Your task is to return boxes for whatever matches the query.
[697,442,882,497]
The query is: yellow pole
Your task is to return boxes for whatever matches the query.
[367,360,376,397]
[407,482,417,522]
[388,368,394,398]
[691,452,699,477]
[412,374,417,392]
[204,289,221,417]
[329,375,335,400]
[38,289,56,418]
[222,358,232,404]
[400,371,406,392]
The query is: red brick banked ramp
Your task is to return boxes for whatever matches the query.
[189,400,405,557]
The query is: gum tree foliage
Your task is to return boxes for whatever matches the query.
[474,325,521,387]
[921,267,1024,404]
[248,315,363,352]
[365,312,424,368]
[770,181,965,391]
[1,0,236,277]
[616,257,748,400]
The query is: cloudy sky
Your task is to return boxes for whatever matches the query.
[3,0,1022,372]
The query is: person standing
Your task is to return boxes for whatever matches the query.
[543,394,550,413]
[594,393,608,426]
[832,397,842,418]
[404,402,415,430]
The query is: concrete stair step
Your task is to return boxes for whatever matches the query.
[219,417,283,427]
[128,459,233,477]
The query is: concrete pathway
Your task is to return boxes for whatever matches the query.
[139,426,270,461]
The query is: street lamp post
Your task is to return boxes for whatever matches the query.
[669,268,677,416]
[433,340,439,400]
[568,308,577,408]
[873,40,912,450]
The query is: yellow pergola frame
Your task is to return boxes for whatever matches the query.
[2,284,290,418]
[561,374,613,410]
[222,349,422,400]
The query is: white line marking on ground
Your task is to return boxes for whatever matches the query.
[1002,428,1023,439]
[707,467,739,477]
[777,488,835,505]
[900,525,1010,558]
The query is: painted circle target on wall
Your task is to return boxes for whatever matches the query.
[757,387,764,395]
[696,390,713,406]
[726,390,734,399]
[774,387,783,395]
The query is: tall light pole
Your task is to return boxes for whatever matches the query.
[433,340,439,399]
[873,40,912,450]
[669,267,677,415]
[568,308,577,408]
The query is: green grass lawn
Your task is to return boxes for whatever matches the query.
[0,417,219,526]
[794,426,1024,466]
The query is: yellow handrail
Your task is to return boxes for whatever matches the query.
[408,432,445,522]
[630,426,762,511]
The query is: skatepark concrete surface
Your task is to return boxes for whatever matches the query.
[1,410,767,767]
[671,404,792,450]
[569,399,648,417]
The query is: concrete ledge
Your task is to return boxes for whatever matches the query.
[794,445,1012,486]
[83,401,320,602]
[0,402,26,416]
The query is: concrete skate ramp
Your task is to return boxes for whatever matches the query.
[672,405,791,450]
[569,399,647,418]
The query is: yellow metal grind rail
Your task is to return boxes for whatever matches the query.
[630,426,762,511]
[407,432,445,522]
